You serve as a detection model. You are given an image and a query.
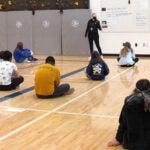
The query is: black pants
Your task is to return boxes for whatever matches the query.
[0,76,24,91]
[88,34,102,55]
[36,83,70,99]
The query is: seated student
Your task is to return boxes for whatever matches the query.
[0,50,24,91]
[85,51,109,80]
[34,56,74,98]
[13,42,38,63]
[117,42,139,67]
[108,79,150,150]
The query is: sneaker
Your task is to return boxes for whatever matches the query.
[66,88,75,95]
[32,58,38,61]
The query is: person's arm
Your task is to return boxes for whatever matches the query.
[15,49,28,59]
[55,68,60,87]
[12,70,20,79]
[132,52,136,59]
[86,62,93,76]
[11,64,21,78]
[116,104,127,143]
[102,61,109,76]
[97,20,102,31]
[23,49,32,58]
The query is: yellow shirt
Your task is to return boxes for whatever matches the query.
[34,63,60,96]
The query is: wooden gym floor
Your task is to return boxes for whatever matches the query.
[0,55,149,150]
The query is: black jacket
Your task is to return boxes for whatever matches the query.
[116,90,150,150]
[85,19,102,37]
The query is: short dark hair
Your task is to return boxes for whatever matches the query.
[45,56,55,65]
[136,79,150,91]
[2,50,12,61]
[0,50,4,59]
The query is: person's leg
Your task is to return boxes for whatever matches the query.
[93,35,102,55]
[36,84,73,99]
[28,56,38,62]
[133,57,139,63]
[0,85,12,91]
[10,76,24,89]
[120,65,133,67]
[0,77,23,91]
[88,35,94,55]
[16,57,26,63]
[51,83,70,98]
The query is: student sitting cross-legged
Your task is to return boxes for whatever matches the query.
[0,50,24,91]
[108,79,150,150]
[34,56,74,98]
[118,42,139,67]
[13,42,38,63]
[85,51,109,80]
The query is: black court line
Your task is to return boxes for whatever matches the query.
[0,67,85,102]
[17,59,88,70]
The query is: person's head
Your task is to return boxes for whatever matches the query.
[0,50,4,59]
[15,42,23,51]
[123,42,133,53]
[135,79,150,111]
[2,50,12,61]
[45,56,55,65]
[123,42,131,49]
[91,51,102,62]
[136,79,150,92]
[92,13,97,20]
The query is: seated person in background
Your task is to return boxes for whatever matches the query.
[13,42,38,63]
[0,50,24,91]
[118,42,138,67]
[34,56,74,98]
[85,51,109,80]
[108,79,150,150]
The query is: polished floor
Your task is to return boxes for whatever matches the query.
[0,56,149,150]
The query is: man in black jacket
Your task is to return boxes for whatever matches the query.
[108,79,150,150]
[85,13,102,56]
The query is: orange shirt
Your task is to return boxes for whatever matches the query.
[34,63,60,96]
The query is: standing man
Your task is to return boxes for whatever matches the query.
[85,13,102,56]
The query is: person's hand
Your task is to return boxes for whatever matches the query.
[107,140,120,147]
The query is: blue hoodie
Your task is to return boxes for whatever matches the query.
[13,49,31,63]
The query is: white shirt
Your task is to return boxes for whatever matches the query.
[0,61,17,85]
[118,51,136,66]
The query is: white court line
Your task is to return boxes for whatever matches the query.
[0,67,132,141]
[57,111,119,119]
[0,106,49,113]
[0,106,119,119]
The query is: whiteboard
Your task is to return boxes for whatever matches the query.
[100,0,150,32]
